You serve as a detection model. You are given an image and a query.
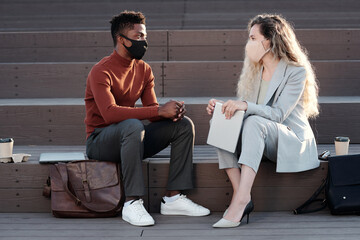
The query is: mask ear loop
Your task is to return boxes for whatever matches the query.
[117,34,129,48]
[118,33,126,39]
[261,39,271,54]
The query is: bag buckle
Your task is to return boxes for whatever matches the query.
[75,198,81,206]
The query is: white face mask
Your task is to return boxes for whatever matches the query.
[245,39,270,63]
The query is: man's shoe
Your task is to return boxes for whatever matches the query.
[160,194,210,216]
[122,199,155,226]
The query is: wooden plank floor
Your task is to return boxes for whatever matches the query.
[0,211,360,240]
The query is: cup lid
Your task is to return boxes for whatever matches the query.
[0,138,13,143]
[335,136,349,142]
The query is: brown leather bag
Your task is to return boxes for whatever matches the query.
[47,160,124,218]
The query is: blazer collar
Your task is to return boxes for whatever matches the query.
[262,58,287,105]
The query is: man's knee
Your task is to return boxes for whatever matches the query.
[114,119,145,138]
[120,119,144,132]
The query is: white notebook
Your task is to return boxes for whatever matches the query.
[207,102,244,153]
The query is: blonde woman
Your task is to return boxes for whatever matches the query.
[207,14,320,228]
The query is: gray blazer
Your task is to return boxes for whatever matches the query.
[245,59,319,172]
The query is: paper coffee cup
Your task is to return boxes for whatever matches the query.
[0,138,14,159]
[334,136,350,155]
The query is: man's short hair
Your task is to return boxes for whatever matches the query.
[110,11,146,47]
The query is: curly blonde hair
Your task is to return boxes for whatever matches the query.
[237,14,319,118]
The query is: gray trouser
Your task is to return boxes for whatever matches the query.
[217,115,278,173]
[86,117,195,197]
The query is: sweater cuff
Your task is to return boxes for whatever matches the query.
[150,106,160,118]
[245,101,257,115]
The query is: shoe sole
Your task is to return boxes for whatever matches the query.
[160,209,210,217]
[122,215,155,227]
[212,223,241,228]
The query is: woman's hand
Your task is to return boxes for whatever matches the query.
[206,99,224,115]
[222,100,248,119]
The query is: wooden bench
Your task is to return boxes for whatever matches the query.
[2,144,347,213]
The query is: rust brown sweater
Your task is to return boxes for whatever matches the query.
[84,50,159,138]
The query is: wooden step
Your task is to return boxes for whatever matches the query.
[0,31,167,62]
[158,60,360,97]
[1,60,359,98]
[0,62,163,98]
[3,144,354,213]
[167,29,360,61]
[0,97,359,145]
[1,29,359,62]
[1,0,359,31]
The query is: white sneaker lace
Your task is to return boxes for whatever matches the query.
[132,199,148,217]
[179,194,203,209]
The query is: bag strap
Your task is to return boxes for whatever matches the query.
[42,176,51,198]
[293,177,327,214]
[293,152,332,214]
[80,161,92,203]
[56,163,82,206]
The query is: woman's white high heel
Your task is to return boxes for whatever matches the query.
[223,208,228,217]
[212,217,240,228]
[213,200,254,228]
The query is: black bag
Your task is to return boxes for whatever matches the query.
[294,154,360,215]
[326,154,360,215]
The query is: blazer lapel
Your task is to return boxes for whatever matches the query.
[263,59,288,105]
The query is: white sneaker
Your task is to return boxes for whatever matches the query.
[122,199,155,226]
[160,194,210,216]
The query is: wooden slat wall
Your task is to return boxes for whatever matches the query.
[148,160,327,212]
[310,102,360,143]
[1,101,359,145]
[0,154,328,213]
[1,30,360,62]
[0,62,163,98]
[1,60,359,98]
[0,1,185,18]
[189,101,360,144]
[0,103,209,145]
[0,104,208,145]
[168,29,360,61]
[0,161,149,213]
[0,1,185,31]
[0,163,49,189]
[0,189,51,213]
[0,105,86,145]
[1,0,359,31]
[162,61,360,97]
[168,30,246,61]
[162,61,240,97]
[0,31,167,62]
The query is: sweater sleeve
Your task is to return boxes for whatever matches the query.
[141,64,164,122]
[89,66,159,125]
[246,67,306,123]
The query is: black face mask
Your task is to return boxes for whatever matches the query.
[119,34,148,60]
